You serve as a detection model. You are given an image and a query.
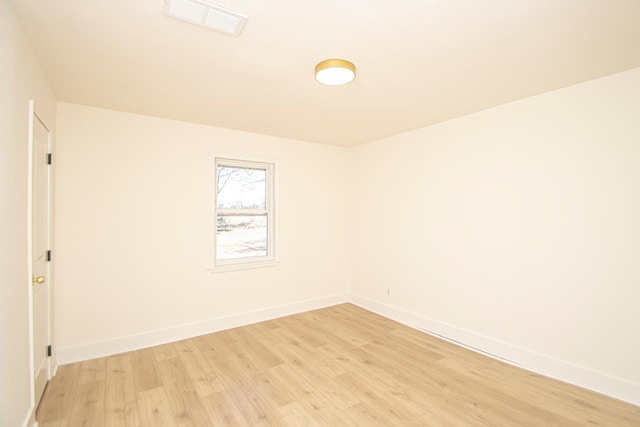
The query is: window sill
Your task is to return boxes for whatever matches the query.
[208,260,280,274]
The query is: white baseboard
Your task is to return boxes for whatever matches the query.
[21,404,36,427]
[53,292,640,406]
[349,294,640,407]
[57,294,348,364]
[20,364,57,427]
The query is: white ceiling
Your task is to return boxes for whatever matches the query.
[9,0,640,146]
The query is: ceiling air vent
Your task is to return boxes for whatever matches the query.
[163,0,248,37]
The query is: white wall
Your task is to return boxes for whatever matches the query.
[0,1,57,426]
[35,45,640,407]
[53,103,350,361]
[351,67,640,404]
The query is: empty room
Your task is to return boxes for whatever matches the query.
[2,0,640,425]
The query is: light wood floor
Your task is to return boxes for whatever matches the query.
[37,304,640,426]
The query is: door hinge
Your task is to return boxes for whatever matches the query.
[47,345,52,357]
[47,153,52,165]
[46,250,52,262]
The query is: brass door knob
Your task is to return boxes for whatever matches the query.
[32,275,45,284]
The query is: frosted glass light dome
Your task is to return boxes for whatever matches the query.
[315,59,356,86]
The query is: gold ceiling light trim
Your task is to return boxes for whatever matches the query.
[315,59,356,86]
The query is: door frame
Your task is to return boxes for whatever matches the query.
[27,98,53,414]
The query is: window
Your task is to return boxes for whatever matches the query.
[213,157,276,269]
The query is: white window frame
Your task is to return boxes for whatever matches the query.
[211,156,277,272]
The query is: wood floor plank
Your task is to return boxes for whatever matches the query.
[267,363,344,424]
[341,401,398,427]
[137,386,177,427]
[253,327,341,384]
[233,325,285,370]
[251,368,296,409]
[173,339,224,397]
[269,345,358,411]
[36,362,81,423]
[274,401,324,427]
[201,390,247,426]
[437,354,610,426]
[347,339,565,426]
[68,380,106,427]
[156,356,213,426]
[131,347,162,392]
[312,341,435,414]
[105,354,141,427]
[153,343,179,362]
[37,303,640,426]
[37,419,69,427]
[78,357,107,385]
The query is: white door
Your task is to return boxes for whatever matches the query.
[31,108,51,409]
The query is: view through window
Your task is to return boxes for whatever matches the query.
[214,158,275,266]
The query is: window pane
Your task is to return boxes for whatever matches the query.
[216,215,267,260]
[217,166,266,209]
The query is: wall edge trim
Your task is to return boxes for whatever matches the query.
[56,293,349,364]
[21,404,36,427]
[349,294,640,406]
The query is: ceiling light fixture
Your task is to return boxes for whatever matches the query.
[315,59,356,86]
